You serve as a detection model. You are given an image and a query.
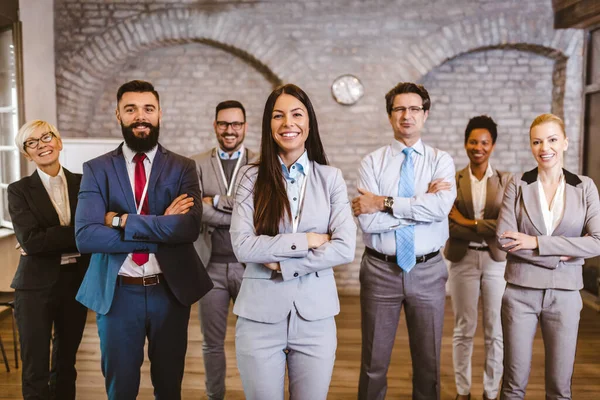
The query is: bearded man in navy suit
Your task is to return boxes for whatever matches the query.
[75,80,213,400]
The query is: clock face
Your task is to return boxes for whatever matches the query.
[331,74,364,105]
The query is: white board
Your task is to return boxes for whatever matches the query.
[59,138,122,174]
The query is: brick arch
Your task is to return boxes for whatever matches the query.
[56,8,308,135]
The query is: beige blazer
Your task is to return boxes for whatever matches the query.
[191,147,257,266]
[444,166,512,262]
[496,168,600,290]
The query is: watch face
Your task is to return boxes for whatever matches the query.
[112,216,121,228]
[331,74,364,105]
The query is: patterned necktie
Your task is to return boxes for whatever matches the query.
[132,153,149,266]
[395,147,416,272]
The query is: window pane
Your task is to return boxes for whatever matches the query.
[0,148,19,184]
[0,28,18,147]
[587,28,600,85]
[1,187,10,225]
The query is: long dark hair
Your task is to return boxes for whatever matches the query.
[253,84,328,236]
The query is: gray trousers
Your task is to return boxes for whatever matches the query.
[235,310,337,400]
[449,249,506,398]
[500,284,582,400]
[198,261,244,400]
[358,251,448,400]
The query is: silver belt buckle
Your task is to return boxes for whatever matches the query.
[143,274,159,286]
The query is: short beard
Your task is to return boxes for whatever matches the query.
[122,122,160,153]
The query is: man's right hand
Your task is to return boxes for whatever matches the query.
[427,178,452,194]
[165,194,194,215]
[306,232,331,249]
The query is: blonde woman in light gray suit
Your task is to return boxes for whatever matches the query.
[230,84,356,400]
[497,113,600,400]
[445,116,511,400]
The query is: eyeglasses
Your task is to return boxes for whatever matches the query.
[23,132,56,149]
[216,121,245,131]
[391,106,425,115]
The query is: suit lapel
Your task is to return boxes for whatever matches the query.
[458,167,474,219]
[521,180,547,235]
[64,168,80,222]
[484,170,499,219]
[551,181,580,236]
[111,146,137,213]
[148,145,168,215]
[28,171,61,227]
[210,149,228,195]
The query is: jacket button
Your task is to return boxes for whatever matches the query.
[291,245,296,250]
[294,272,299,277]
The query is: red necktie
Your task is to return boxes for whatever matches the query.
[132,153,149,266]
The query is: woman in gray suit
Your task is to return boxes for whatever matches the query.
[230,84,356,400]
[497,113,600,400]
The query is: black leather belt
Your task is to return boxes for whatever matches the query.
[365,247,440,264]
[468,245,490,251]
[118,274,163,286]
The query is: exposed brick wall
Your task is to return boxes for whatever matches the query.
[54,0,584,294]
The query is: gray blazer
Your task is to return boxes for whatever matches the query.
[230,162,357,323]
[496,168,600,290]
[444,166,512,262]
[191,147,257,266]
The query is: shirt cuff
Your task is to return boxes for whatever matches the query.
[213,195,220,207]
[392,196,412,219]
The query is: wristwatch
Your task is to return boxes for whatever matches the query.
[111,214,122,229]
[383,196,394,214]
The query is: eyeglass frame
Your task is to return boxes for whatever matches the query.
[215,121,246,131]
[391,106,425,115]
[23,132,57,150]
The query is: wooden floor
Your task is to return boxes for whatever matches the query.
[0,295,599,399]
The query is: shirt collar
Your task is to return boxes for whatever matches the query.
[468,163,494,182]
[37,165,65,188]
[391,138,424,157]
[122,143,158,164]
[217,145,244,160]
[279,150,309,178]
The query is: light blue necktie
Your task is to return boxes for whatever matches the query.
[395,147,416,272]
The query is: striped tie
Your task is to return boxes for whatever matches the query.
[395,147,416,272]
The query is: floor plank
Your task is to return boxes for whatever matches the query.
[0,295,599,399]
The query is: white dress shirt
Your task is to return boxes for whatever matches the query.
[118,144,162,277]
[468,163,494,246]
[37,166,79,265]
[357,138,456,256]
[538,174,566,235]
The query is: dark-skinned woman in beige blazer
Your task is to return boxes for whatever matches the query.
[496,113,600,400]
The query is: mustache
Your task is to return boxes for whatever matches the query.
[220,133,239,138]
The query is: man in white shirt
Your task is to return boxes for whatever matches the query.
[352,82,456,400]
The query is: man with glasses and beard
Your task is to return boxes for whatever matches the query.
[74,80,213,400]
[191,101,257,400]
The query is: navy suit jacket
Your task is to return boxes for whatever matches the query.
[75,143,213,314]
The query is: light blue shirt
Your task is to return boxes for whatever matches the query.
[279,150,309,219]
[218,146,243,160]
[357,139,456,256]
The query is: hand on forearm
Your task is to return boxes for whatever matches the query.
[449,205,476,228]
[427,178,452,194]
[352,188,385,216]
[165,194,194,215]
[306,232,331,249]
[499,231,538,251]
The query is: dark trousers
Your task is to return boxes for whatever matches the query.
[358,252,448,400]
[96,279,191,400]
[14,265,88,400]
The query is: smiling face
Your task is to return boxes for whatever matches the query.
[465,128,495,167]
[214,107,246,153]
[530,121,568,171]
[271,93,309,158]
[24,127,63,169]
[116,91,162,152]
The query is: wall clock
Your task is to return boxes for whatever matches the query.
[331,74,364,105]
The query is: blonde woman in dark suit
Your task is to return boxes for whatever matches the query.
[496,113,600,400]
[445,116,511,400]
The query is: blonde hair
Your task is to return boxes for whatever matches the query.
[529,113,566,137]
[15,120,62,155]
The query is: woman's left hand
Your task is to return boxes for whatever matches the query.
[264,262,281,271]
[500,231,538,251]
